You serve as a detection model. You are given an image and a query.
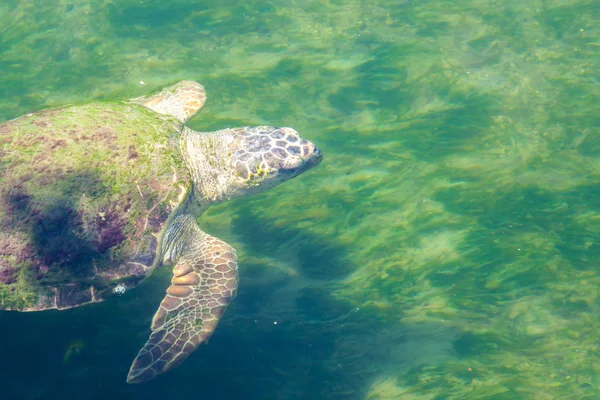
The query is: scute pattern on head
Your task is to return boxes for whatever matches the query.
[181,126,322,204]
[232,126,320,179]
[0,102,190,310]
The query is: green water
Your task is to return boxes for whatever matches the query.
[1,0,600,398]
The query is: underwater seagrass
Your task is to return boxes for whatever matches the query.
[0,80,322,383]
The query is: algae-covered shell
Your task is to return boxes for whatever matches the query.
[0,102,190,310]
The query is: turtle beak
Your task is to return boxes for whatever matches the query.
[307,144,323,169]
[313,146,323,162]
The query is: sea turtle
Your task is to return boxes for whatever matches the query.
[0,81,322,383]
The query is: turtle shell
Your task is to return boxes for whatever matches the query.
[0,102,190,310]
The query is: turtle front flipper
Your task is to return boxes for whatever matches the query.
[130,80,207,123]
[127,216,238,384]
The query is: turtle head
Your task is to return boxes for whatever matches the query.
[229,126,322,194]
[183,126,322,203]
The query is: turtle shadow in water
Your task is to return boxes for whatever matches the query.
[225,201,352,319]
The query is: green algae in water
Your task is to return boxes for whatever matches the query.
[1,0,600,399]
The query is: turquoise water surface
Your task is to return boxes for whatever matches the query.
[1,0,600,399]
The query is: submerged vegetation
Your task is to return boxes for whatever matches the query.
[1,0,600,398]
